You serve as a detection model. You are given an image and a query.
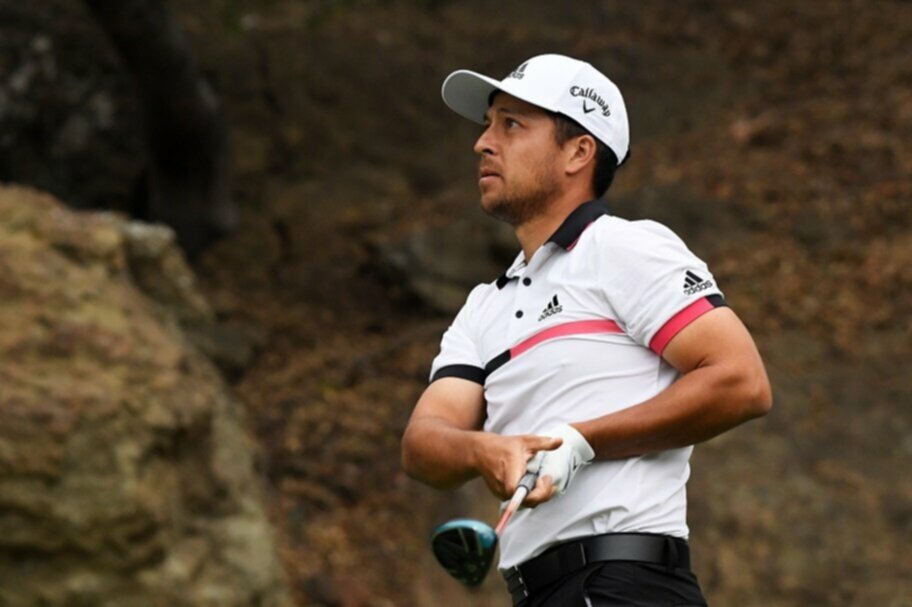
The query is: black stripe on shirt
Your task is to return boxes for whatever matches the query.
[707,294,727,308]
[483,350,512,377]
[431,364,485,385]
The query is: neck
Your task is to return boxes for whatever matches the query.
[515,188,594,261]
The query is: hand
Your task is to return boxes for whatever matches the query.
[525,423,595,495]
[472,432,562,502]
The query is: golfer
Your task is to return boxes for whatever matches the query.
[402,54,772,606]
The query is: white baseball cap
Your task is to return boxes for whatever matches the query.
[441,54,630,165]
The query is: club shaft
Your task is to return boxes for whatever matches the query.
[494,472,537,536]
[493,493,523,535]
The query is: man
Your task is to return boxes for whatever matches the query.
[401,54,772,606]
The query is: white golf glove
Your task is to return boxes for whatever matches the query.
[526,423,596,494]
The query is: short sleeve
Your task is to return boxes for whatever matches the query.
[599,220,727,355]
[428,285,486,384]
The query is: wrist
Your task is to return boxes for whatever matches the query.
[467,430,491,474]
[568,422,596,460]
[530,423,596,495]
[554,423,596,463]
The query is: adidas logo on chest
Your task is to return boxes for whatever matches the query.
[538,294,563,321]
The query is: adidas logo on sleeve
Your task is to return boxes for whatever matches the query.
[538,294,563,321]
[683,270,714,295]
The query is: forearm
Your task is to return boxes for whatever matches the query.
[401,416,483,489]
[574,363,771,460]
[402,406,565,502]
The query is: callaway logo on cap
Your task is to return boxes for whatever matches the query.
[441,54,630,166]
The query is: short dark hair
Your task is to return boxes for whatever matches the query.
[548,112,620,198]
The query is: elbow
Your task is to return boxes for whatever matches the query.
[400,427,467,490]
[399,429,420,480]
[400,450,422,482]
[744,374,773,419]
[401,452,456,490]
[717,364,772,421]
[400,429,445,487]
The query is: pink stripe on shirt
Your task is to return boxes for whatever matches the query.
[510,319,623,358]
[649,298,715,355]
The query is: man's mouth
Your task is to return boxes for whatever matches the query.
[479,168,501,181]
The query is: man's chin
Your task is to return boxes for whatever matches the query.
[481,196,521,225]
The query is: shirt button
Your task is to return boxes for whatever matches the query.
[515,310,523,319]
[523,277,532,286]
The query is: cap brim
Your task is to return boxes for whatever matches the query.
[441,70,504,124]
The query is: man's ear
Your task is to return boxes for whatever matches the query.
[564,135,598,177]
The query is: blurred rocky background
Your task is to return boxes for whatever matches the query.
[0,1,910,605]
[0,186,290,606]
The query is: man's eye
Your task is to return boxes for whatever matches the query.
[506,118,519,128]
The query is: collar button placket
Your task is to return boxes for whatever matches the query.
[509,273,528,341]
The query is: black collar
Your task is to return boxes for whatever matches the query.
[495,199,611,289]
[546,199,612,249]
[495,273,515,289]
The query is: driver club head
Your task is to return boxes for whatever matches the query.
[430,518,498,587]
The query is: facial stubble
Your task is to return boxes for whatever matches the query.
[481,155,563,227]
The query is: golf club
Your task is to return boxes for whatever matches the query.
[430,471,538,587]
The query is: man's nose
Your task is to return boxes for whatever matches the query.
[474,127,496,156]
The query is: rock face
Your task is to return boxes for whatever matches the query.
[366,216,512,315]
[0,185,291,607]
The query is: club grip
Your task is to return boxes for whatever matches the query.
[517,471,538,495]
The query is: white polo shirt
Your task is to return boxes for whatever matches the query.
[428,200,727,570]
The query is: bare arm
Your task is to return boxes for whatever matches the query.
[401,377,560,502]
[573,307,772,459]
[401,377,487,489]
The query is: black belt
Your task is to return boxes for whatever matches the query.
[502,533,690,605]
